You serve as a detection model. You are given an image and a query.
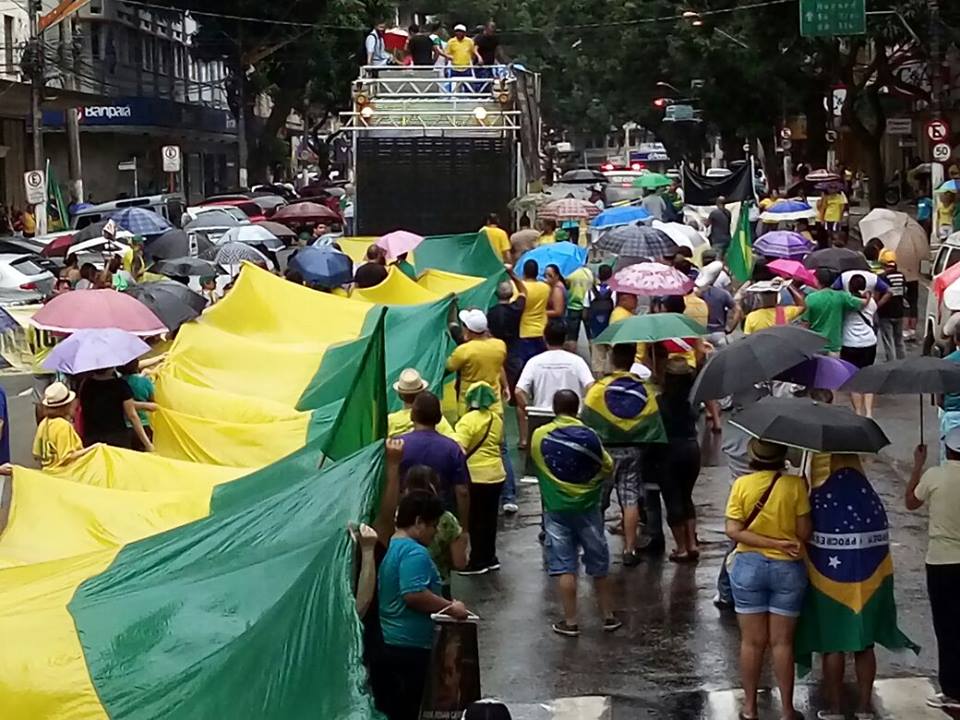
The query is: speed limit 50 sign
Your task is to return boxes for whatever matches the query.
[933,142,952,163]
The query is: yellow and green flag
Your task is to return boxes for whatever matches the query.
[727,201,754,283]
[531,415,613,513]
[581,371,667,446]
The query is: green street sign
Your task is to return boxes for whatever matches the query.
[799,0,866,37]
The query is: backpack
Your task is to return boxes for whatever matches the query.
[587,283,615,339]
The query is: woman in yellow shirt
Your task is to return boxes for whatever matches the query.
[32,382,91,469]
[938,191,957,240]
[454,382,505,575]
[742,280,806,335]
[817,184,848,233]
[725,439,812,720]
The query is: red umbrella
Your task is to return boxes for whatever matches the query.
[31,289,167,337]
[272,202,341,226]
[42,233,78,257]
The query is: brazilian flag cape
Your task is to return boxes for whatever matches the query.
[581,371,667,446]
[794,454,919,674]
[531,416,613,513]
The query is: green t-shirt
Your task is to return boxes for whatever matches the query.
[800,289,864,352]
[124,373,155,427]
[429,511,461,583]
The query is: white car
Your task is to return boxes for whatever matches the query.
[0,253,56,305]
[69,238,131,270]
[925,231,960,356]
[183,205,249,225]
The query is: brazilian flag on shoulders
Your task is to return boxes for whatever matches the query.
[794,455,919,673]
[581,371,667,446]
[531,416,612,513]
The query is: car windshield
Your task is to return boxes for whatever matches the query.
[605,185,645,205]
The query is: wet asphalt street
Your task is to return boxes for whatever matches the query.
[451,360,946,718]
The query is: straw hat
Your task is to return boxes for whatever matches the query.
[393,368,429,394]
[42,381,76,408]
[747,438,787,465]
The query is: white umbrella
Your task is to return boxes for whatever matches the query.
[217,225,284,250]
[858,208,907,249]
[652,220,708,250]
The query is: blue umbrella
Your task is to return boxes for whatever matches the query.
[515,243,588,279]
[936,180,960,194]
[289,246,353,288]
[43,328,150,374]
[590,205,651,229]
[759,199,817,223]
[112,207,173,236]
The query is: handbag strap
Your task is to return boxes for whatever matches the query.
[465,416,494,460]
[743,472,783,530]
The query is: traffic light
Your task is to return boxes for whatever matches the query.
[653,98,667,108]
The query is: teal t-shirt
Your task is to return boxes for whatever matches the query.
[124,373,155,427]
[378,536,442,649]
[800,289,863,352]
[945,350,960,411]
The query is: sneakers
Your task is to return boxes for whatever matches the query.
[622,550,642,567]
[712,594,735,611]
[552,621,580,637]
[603,616,623,632]
[927,693,960,710]
[502,502,519,514]
[457,564,489,577]
[486,558,501,571]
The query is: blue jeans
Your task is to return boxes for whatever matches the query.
[499,440,516,505]
[543,508,610,577]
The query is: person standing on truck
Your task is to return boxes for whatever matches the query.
[405,24,437,66]
[365,22,392,67]
[445,24,482,90]
[474,21,504,92]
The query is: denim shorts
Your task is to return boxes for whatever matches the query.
[729,551,808,617]
[543,509,610,577]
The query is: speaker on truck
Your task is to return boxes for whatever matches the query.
[355,136,515,236]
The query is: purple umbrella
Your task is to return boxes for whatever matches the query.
[754,231,816,259]
[43,328,150,374]
[776,356,858,390]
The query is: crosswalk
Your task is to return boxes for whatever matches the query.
[507,678,948,719]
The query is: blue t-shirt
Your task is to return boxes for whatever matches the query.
[399,429,469,514]
[945,350,960,412]
[378,537,442,649]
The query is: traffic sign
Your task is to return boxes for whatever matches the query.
[825,129,838,143]
[781,139,793,151]
[23,170,45,205]
[927,120,950,143]
[933,143,952,163]
[118,159,137,172]
[780,128,792,140]
[800,0,866,37]
[162,145,182,173]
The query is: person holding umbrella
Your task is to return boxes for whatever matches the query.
[725,439,812,720]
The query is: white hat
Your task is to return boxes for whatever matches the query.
[945,428,960,454]
[459,308,488,334]
[454,23,467,31]
[42,381,76,408]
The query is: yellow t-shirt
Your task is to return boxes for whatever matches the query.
[820,192,847,223]
[454,409,505,484]
[937,202,955,229]
[519,280,550,338]
[725,470,811,560]
[32,416,83,469]
[22,212,36,235]
[536,232,556,246]
[610,306,633,324]
[446,36,476,68]
[683,294,709,327]
[483,225,511,262]
[446,338,507,415]
[387,408,455,438]
[743,305,803,335]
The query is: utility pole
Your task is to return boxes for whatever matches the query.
[236,25,248,190]
[928,0,944,193]
[29,0,43,172]
[63,15,83,205]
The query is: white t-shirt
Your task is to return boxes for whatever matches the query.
[842,297,877,348]
[915,461,960,564]
[515,349,594,411]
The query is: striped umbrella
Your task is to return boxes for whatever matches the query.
[112,208,173,236]
[213,242,270,267]
[759,200,817,223]
[753,231,815,259]
[539,198,601,221]
[596,224,677,259]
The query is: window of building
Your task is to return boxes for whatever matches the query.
[143,36,154,70]
[90,25,101,60]
[4,16,13,71]
[133,30,142,65]
[157,40,167,74]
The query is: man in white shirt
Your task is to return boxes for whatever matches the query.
[515,319,595,416]
[365,22,391,66]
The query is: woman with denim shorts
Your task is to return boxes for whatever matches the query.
[725,439,812,720]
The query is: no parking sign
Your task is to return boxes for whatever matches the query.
[162,145,182,173]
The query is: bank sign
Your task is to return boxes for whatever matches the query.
[42,97,236,135]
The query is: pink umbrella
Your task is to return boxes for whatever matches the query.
[376,230,424,260]
[610,262,694,297]
[31,290,167,337]
[767,259,820,288]
[539,198,601,221]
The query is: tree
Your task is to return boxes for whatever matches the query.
[167,0,387,183]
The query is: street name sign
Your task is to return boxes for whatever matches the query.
[800,0,866,37]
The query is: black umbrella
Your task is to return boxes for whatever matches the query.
[803,247,869,273]
[124,282,205,332]
[146,229,208,261]
[559,169,608,184]
[690,325,827,403]
[596,225,677,259]
[841,357,960,443]
[71,219,112,244]
[731,397,889,453]
[152,256,218,277]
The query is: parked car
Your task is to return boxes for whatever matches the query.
[0,236,59,274]
[924,232,960,357]
[0,254,56,305]
[68,238,131,270]
[71,194,186,230]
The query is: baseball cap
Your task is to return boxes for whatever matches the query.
[459,308,488,334]
[946,428,960,454]
[454,23,467,31]
[879,249,897,265]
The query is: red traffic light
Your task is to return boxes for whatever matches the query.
[653,98,667,108]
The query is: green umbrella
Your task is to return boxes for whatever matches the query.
[632,173,673,189]
[594,312,706,345]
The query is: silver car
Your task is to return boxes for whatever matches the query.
[0,253,56,305]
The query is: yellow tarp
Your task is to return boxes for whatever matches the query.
[417,268,484,296]
[353,267,444,306]
[337,236,378,264]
